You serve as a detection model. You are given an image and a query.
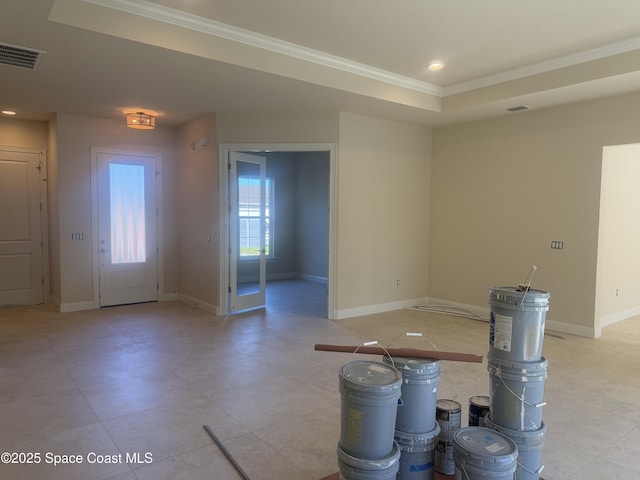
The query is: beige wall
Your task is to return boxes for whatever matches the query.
[0,118,48,147]
[175,114,219,311]
[337,112,432,316]
[216,110,339,144]
[54,113,177,309]
[597,143,640,331]
[3,110,433,319]
[217,110,432,317]
[431,91,640,337]
[48,117,60,303]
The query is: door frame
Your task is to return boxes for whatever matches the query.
[228,151,267,312]
[90,147,165,308]
[218,143,338,319]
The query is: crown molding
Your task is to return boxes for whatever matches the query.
[84,0,442,97]
[444,36,640,96]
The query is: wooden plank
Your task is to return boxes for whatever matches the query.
[314,344,483,363]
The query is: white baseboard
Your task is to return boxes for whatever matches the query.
[546,319,597,339]
[59,300,96,313]
[335,297,430,320]
[422,297,599,339]
[600,305,640,328]
[297,273,328,284]
[178,293,218,314]
[596,305,640,338]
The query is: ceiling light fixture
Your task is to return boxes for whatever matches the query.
[428,61,444,71]
[124,109,158,130]
[1,110,17,115]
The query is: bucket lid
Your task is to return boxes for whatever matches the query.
[483,414,547,445]
[340,361,402,394]
[337,440,401,471]
[469,395,490,408]
[382,356,441,376]
[437,399,462,412]
[453,427,518,465]
[489,286,550,307]
[394,423,441,446]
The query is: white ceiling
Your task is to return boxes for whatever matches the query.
[2,0,640,127]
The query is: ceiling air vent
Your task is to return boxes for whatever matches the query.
[507,105,529,112]
[0,42,45,70]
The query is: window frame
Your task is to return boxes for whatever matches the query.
[237,175,274,259]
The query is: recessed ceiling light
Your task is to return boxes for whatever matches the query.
[1,110,17,115]
[428,61,444,71]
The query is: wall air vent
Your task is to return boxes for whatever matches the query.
[507,105,529,112]
[0,42,45,70]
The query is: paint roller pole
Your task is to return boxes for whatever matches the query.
[203,425,251,480]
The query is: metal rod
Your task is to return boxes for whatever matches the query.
[203,425,251,480]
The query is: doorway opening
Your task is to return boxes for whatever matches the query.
[219,143,337,319]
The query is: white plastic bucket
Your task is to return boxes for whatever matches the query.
[489,286,549,363]
[339,361,402,459]
[383,356,441,433]
[487,354,547,431]
[338,440,401,480]
[453,427,518,480]
[395,423,440,480]
[484,414,546,480]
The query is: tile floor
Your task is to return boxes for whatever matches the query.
[0,279,639,480]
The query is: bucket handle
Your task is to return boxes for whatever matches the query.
[518,265,537,306]
[351,340,395,369]
[518,460,545,475]
[459,462,471,480]
[491,365,547,409]
[387,332,439,351]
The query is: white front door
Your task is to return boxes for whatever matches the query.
[0,147,44,306]
[228,151,267,313]
[97,152,158,307]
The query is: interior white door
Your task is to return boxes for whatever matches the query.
[97,152,158,307]
[0,148,44,306]
[229,151,266,312]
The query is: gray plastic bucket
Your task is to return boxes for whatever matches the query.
[453,427,518,480]
[383,356,441,433]
[489,286,550,362]
[484,414,546,480]
[339,361,403,459]
[468,396,490,427]
[395,423,440,480]
[434,440,455,475]
[338,440,401,480]
[487,354,547,431]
